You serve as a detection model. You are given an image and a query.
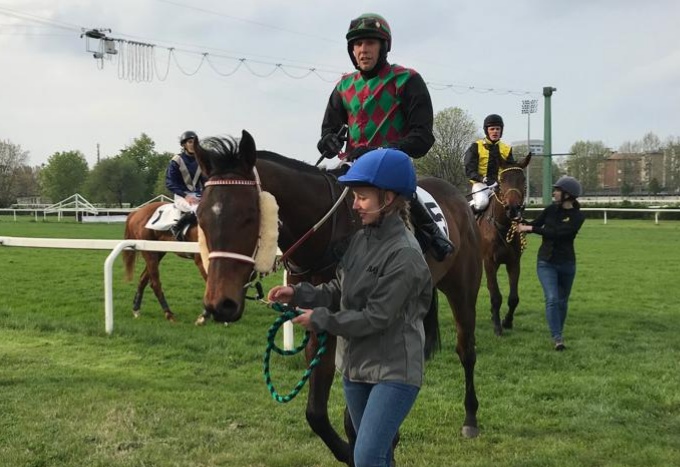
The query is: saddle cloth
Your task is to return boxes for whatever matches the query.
[416,186,449,237]
[144,204,182,231]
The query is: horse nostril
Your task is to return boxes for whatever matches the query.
[212,298,241,323]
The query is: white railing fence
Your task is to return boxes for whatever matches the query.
[524,207,680,224]
[0,236,293,346]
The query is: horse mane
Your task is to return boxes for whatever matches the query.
[256,150,321,175]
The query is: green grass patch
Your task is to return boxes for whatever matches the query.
[0,220,679,466]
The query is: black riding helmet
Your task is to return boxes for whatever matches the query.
[346,13,392,70]
[553,176,582,199]
[483,114,504,139]
[180,130,198,145]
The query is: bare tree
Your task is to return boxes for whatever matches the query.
[568,141,609,192]
[0,140,29,207]
[414,107,478,190]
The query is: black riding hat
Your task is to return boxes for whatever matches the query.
[180,130,198,145]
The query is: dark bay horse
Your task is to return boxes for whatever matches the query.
[123,202,207,321]
[477,155,531,335]
[193,131,482,465]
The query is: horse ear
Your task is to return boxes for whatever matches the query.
[239,130,257,168]
[518,152,533,169]
[194,141,213,177]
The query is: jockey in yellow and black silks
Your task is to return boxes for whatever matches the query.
[464,114,515,213]
[316,13,453,261]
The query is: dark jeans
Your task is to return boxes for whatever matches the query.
[343,378,420,467]
[537,259,576,341]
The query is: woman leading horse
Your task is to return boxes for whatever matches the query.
[193,131,482,465]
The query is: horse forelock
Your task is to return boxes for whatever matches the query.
[200,136,242,174]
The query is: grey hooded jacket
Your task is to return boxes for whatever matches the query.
[292,213,433,387]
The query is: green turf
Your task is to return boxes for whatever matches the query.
[0,219,679,466]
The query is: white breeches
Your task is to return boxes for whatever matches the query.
[174,194,199,213]
[470,182,492,211]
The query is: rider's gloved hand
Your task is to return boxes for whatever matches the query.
[317,133,343,159]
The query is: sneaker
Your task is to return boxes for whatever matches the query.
[554,339,566,351]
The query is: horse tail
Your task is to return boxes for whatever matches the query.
[423,287,441,360]
[123,215,137,282]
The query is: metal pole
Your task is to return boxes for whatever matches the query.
[542,87,556,205]
[527,111,531,200]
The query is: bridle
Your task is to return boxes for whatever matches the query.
[492,167,526,214]
[488,166,528,251]
[203,169,262,266]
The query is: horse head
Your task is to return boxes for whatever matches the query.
[498,153,531,221]
[194,130,260,323]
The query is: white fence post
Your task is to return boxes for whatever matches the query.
[283,272,294,351]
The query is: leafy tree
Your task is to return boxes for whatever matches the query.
[414,107,478,189]
[85,156,146,207]
[567,141,609,192]
[39,150,89,202]
[119,134,173,199]
[0,140,29,207]
[154,167,172,197]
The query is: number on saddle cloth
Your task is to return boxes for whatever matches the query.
[144,205,183,231]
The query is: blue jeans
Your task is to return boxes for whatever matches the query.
[343,378,420,467]
[537,259,576,341]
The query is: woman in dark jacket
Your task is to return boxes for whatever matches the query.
[518,176,585,351]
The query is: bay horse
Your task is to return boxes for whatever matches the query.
[193,131,482,465]
[477,155,532,336]
[123,202,207,321]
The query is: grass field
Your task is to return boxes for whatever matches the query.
[1,219,679,466]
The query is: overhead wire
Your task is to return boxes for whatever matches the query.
[0,5,539,95]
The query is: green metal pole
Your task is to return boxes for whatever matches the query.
[542,86,556,205]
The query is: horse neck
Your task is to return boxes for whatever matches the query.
[255,154,343,251]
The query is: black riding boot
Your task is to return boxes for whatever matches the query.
[410,195,454,261]
[170,211,196,241]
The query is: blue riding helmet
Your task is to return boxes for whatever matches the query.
[338,148,416,196]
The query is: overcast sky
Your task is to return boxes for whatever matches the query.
[1,0,678,168]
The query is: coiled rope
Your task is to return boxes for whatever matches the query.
[505,221,528,252]
[263,302,327,403]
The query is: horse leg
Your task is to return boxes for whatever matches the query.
[485,259,504,336]
[132,267,150,318]
[502,260,521,329]
[343,407,357,467]
[440,282,479,438]
[305,334,352,465]
[142,251,175,321]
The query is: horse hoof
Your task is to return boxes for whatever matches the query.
[461,425,480,438]
[195,316,206,326]
[502,320,513,329]
[133,311,140,319]
[494,327,503,337]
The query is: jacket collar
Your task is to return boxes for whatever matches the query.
[363,212,404,240]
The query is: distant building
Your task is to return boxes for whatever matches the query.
[599,151,665,192]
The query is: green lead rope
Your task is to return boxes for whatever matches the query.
[263,302,328,403]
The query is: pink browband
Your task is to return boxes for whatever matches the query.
[205,179,259,187]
